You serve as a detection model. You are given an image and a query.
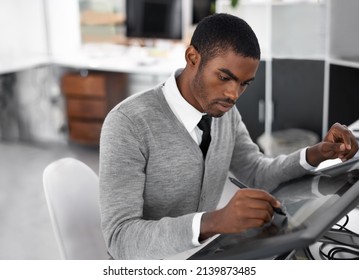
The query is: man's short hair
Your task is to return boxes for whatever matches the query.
[190,13,261,67]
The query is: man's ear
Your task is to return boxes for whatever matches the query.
[185,46,200,67]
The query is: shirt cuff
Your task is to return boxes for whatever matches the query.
[300,147,317,171]
[192,212,205,246]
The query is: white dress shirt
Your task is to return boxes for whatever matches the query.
[162,69,315,246]
[162,69,205,246]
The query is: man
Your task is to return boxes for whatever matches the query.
[99,13,358,259]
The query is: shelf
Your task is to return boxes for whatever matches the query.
[80,10,125,25]
[272,2,326,59]
[272,54,325,61]
[51,43,186,76]
[329,58,359,69]
[216,0,271,61]
[217,0,324,7]
[271,0,325,6]
[0,55,49,75]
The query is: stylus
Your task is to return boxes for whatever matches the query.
[228,176,286,216]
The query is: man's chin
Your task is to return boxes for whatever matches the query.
[207,111,225,118]
[206,104,234,118]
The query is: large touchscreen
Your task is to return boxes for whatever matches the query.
[189,158,359,260]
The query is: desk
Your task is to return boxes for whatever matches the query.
[0,43,186,144]
[0,55,49,75]
[0,43,186,76]
[51,43,186,75]
[55,43,185,145]
[56,43,185,145]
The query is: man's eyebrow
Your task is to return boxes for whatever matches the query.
[218,68,239,81]
[219,68,255,84]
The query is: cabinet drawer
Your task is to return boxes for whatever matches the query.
[62,74,106,97]
[68,121,102,145]
[67,98,107,119]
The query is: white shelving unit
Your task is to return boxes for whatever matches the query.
[0,0,82,75]
[329,0,359,67]
[271,1,326,60]
[325,0,359,135]
[217,0,359,140]
[0,0,49,74]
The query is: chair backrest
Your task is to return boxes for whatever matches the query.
[43,157,108,259]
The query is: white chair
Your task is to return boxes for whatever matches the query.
[43,157,109,259]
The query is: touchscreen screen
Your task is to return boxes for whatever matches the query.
[189,162,359,260]
[274,169,359,230]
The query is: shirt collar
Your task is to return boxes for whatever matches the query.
[163,69,204,133]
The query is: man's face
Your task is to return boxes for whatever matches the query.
[190,51,259,117]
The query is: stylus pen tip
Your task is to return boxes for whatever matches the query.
[274,207,286,216]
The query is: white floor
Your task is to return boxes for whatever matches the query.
[0,140,99,259]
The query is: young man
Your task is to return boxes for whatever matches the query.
[99,14,358,259]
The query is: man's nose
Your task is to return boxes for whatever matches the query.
[224,84,242,102]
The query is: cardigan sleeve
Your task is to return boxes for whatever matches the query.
[99,109,197,259]
[229,108,309,192]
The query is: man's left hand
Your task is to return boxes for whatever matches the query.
[306,122,358,167]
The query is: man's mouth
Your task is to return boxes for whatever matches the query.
[216,101,234,112]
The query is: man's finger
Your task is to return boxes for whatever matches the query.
[236,189,281,208]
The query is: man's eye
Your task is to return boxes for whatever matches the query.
[241,81,252,87]
[218,74,230,81]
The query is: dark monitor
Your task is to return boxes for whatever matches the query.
[126,0,182,40]
[189,157,359,259]
[192,0,215,24]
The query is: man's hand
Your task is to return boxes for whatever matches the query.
[199,189,281,241]
[306,122,358,167]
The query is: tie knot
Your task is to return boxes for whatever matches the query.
[197,115,212,132]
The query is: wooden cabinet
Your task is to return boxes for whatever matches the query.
[61,71,128,145]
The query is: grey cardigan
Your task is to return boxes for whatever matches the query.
[99,85,308,259]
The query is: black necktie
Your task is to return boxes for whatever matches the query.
[197,115,212,158]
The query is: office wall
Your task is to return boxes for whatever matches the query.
[0,66,67,143]
[14,66,67,142]
[45,0,81,56]
[0,0,49,141]
[0,0,79,143]
[0,0,47,59]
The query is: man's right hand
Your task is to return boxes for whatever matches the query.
[199,189,281,241]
